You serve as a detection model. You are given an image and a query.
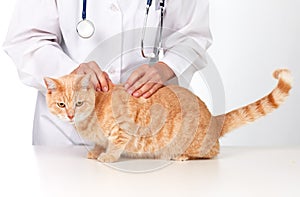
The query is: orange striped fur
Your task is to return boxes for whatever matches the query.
[44,69,292,162]
[218,69,292,137]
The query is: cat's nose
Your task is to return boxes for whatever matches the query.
[68,114,74,120]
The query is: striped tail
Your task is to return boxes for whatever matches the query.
[219,69,292,137]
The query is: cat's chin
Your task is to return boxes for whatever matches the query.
[59,118,75,125]
[68,120,75,125]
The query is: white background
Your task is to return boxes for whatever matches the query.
[0,0,299,148]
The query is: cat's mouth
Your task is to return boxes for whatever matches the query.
[62,118,75,124]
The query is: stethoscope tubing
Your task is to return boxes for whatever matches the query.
[141,0,165,59]
[77,0,165,59]
[82,0,87,20]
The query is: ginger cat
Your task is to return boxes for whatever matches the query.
[44,69,292,162]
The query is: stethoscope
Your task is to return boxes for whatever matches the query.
[76,0,165,59]
[76,0,95,39]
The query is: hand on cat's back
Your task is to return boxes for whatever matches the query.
[71,61,111,92]
[124,62,175,99]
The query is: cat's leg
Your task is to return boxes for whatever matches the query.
[87,144,105,159]
[172,142,220,161]
[200,141,220,159]
[97,143,124,163]
[97,129,130,163]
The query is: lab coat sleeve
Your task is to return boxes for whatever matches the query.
[160,0,212,86]
[3,0,78,93]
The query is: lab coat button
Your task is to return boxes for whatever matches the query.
[110,4,120,12]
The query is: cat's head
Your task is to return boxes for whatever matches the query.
[44,74,95,124]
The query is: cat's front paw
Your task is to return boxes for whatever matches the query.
[97,153,118,163]
[87,151,100,160]
[172,154,190,161]
[87,145,105,159]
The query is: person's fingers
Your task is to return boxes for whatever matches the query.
[74,61,111,92]
[131,70,164,98]
[125,64,167,97]
[98,71,109,92]
[142,83,163,99]
[132,81,155,98]
[127,74,152,96]
[71,63,86,74]
[84,61,102,91]
[124,65,148,91]
[88,61,112,92]
[88,71,101,91]
[73,63,99,91]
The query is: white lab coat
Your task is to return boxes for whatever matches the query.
[4,0,212,145]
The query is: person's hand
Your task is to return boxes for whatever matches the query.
[124,62,175,98]
[71,61,110,92]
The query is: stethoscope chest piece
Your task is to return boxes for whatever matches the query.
[76,19,95,39]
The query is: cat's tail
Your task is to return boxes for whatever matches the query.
[218,69,292,137]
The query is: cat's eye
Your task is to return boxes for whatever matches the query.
[57,102,66,108]
[76,101,84,107]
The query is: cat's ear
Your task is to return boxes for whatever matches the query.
[80,74,91,90]
[44,77,57,93]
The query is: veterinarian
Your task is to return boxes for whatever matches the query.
[3,0,212,145]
